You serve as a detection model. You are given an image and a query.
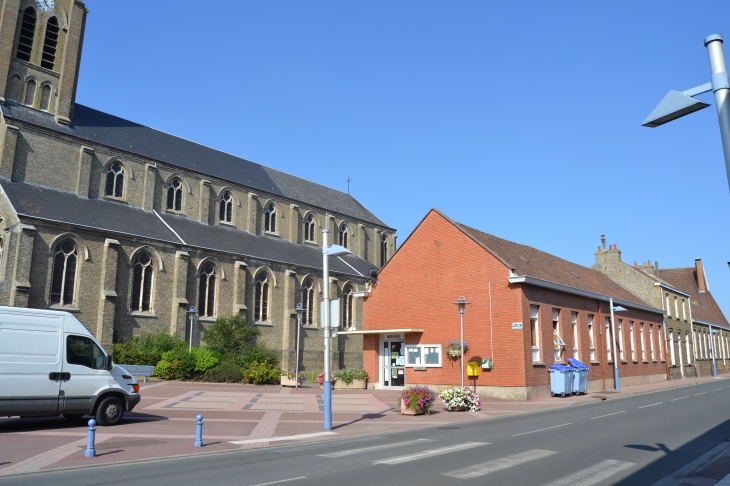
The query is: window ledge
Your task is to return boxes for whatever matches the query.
[643,360,650,363]
[304,240,318,246]
[102,195,126,203]
[406,365,442,369]
[301,325,319,329]
[590,361,601,365]
[620,360,628,364]
[265,231,280,237]
[198,317,216,323]
[660,360,666,363]
[632,360,639,364]
[129,311,157,318]
[164,209,184,215]
[49,305,80,313]
[652,360,658,363]
[532,361,546,366]
[255,321,273,327]
[219,221,234,226]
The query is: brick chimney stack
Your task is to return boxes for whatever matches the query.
[695,259,708,293]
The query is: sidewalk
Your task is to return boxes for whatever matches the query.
[0,374,726,477]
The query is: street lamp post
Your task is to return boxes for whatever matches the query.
[453,296,470,389]
[187,306,198,354]
[294,303,303,390]
[643,34,730,194]
[321,224,352,431]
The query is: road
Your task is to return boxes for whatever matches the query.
[1,379,729,486]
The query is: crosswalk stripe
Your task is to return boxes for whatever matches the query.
[442,449,557,479]
[541,459,634,486]
[373,442,488,465]
[318,439,433,457]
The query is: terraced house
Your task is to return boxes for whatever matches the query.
[0,0,395,371]
[593,242,729,378]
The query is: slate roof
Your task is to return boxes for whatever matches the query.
[440,212,653,308]
[0,102,390,229]
[656,268,729,327]
[0,179,374,278]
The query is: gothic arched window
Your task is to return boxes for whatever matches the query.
[339,223,348,249]
[50,240,77,306]
[8,74,22,102]
[41,16,59,70]
[254,273,270,322]
[198,263,216,317]
[166,178,183,211]
[264,204,276,233]
[302,278,314,326]
[219,191,233,223]
[105,162,124,198]
[24,79,36,106]
[380,234,388,267]
[341,284,353,329]
[131,252,154,312]
[15,7,36,62]
[39,84,51,111]
[304,214,316,242]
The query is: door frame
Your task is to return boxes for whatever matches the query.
[379,333,405,389]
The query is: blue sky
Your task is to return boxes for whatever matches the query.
[80,1,730,316]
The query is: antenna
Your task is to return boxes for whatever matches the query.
[346,177,352,194]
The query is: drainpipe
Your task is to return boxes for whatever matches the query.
[609,298,620,390]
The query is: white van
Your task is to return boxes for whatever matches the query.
[0,306,140,425]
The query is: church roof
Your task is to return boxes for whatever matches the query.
[0,102,390,229]
[0,179,375,279]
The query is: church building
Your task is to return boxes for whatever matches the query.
[0,0,395,372]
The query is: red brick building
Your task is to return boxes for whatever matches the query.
[356,209,667,399]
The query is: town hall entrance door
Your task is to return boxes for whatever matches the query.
[382,336,405,388]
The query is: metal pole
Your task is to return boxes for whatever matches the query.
[189,313,193,354]
[704,35,730,193]
[460,313,464,389]
[710,324,718,377]
[295,312,301,390]
[194,414,203,447]
[84,419,96,457]
[609,298,620,390]
[322,226,332,431]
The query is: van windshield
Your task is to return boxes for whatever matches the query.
[67,335,106,370]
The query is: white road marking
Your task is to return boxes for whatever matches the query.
[638,402,662,409]
[541,459,635,486]
[319,439,432,457]
[229,432,337,445]
[590,411,626,420]
[373,442,488,465]
[442,449,557,479]
[712,388,723,391]
[671,396,688,402]
[513,423,571,436]
[0,435,110,476]
[695,392,707,395]
[250,477,307,486]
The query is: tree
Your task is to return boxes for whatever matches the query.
[202,313,260,356]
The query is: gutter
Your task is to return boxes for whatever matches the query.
[508,275,665,315]
[653,281,691,298]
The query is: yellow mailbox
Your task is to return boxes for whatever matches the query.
[467,361,480,377]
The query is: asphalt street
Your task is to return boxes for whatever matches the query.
[2,379,729,486]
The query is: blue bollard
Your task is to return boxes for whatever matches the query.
[194,414,203,447]
[85,419,96,457]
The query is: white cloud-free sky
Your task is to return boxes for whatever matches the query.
[80,1,730,316]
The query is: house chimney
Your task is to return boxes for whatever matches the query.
[654,261,658,272]
[695,258,708,293]
[601,235,606,251]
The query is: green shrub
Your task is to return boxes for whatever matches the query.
[201,360,243,383]
[153,360,175,379]
[334,369,369,385]
[192,347,220,372]
[203,314,260,356]
[113,332,186,366]
[242,360,282,385]
[152,349,195,380]
[238,346,280,369]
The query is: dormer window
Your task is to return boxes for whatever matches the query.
[40,17,59,70]
[219,191,232,223]
[15,7,36,62]
[166,178,183,211]
[264,203,277,233]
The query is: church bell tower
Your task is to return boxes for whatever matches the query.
[0,0,87,123]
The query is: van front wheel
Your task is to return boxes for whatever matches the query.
[95,396,124,426]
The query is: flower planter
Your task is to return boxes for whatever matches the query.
[445,406,468,412]
[334,379,367,390]
[400,400,426,416]
[447,349,462,358]
[281,375,298,387]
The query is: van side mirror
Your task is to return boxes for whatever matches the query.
[105,355,113,371]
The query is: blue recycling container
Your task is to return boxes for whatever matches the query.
[566,358,589,395]
[548,364,574,397]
